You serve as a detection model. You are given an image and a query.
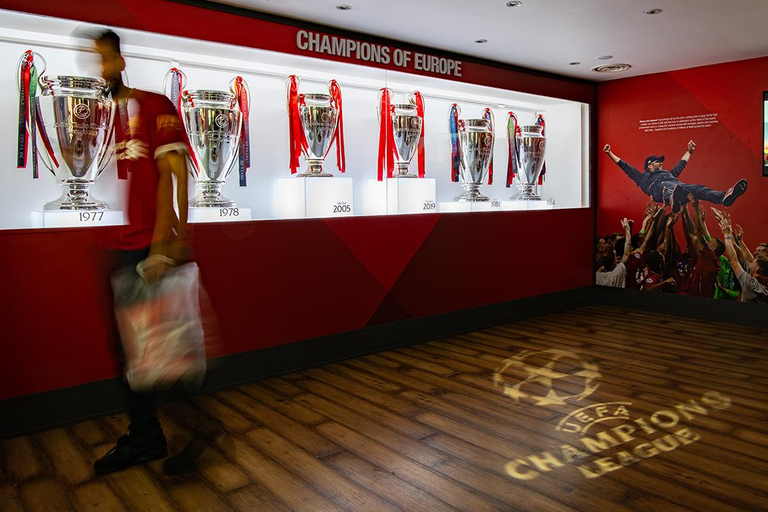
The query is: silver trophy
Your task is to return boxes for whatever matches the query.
[182,89,243,207]
[287,76,343,177]
[455,114,495,202]
[36,76,115,210]
[298,92,338,177]
[380,91,423,178]
[512,124,546,200]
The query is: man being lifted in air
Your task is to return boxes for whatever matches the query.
[603,140,747,212]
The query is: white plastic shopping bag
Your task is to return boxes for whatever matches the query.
[112,258,206,392]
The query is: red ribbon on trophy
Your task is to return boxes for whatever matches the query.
[483,108,494,185]
[17,50,57,179]
[506,111,520,187]
[329,79,346,173]
[377,88,395,181]
[167,68,185,119]
[286,75,307,174]
[232,76,250,186]
[536,113,546,185]
[449,103,461,182]
[413,91,426,178]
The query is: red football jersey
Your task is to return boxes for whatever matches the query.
[641,267,664,290]
[686,245,718,298]
[626,251,646,289]
[111,90,190,250]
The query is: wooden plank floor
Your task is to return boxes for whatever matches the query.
[2,305,768,511]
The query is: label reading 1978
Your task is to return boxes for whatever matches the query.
[219,208,240,217]
[333,202,352,214]
[79,212,105,222]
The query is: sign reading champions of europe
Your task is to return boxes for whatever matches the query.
[296,30,463,77]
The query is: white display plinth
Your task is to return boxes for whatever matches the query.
[31,210,124,228]
[363,180,387,216]
[439,199,502,213]
[501,199,556,211]
[388,178,436,214]
[364,178,437,215]
[277,177,354,219]
[189,207,253,223]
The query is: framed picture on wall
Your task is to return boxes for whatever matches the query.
[764,91,768,177]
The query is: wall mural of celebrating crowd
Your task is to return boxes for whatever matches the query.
[596,57,768,305]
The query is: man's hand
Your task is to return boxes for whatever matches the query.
[141,254,172,283]
[603,144,611,153]
[733,224,744,243]
[620,217,631,232]
[710,207,725,222]
[688,140,696,153]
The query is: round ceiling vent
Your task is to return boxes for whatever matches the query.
[592,63,632,73]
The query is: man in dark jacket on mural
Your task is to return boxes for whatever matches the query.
[602,140,747,212]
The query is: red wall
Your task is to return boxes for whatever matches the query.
[0,211,593,400]
[597,57,768,242]
[0,0,595,400]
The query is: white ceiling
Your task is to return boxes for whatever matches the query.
[216,0,768,81]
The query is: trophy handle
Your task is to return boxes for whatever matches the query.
[96,101,117,175]
[163,67,187,99]
[285,74,301,111]
[376,87,393,123]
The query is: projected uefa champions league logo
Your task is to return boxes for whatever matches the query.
[493,349,732,480]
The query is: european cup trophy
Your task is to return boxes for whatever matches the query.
[17,49,116,210]
[286,75,346,177]
[507,112,547,200]
[449,104,495,201]
[377,88,425,180]
[166,69,249,207]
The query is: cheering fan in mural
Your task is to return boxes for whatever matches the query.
[603,140,748,212]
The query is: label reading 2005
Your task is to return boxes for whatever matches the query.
[333,202,352,214]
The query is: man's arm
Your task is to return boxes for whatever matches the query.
[717,213,744,276]
[144,150,189,281]
[670,140,695,177]
[620,218,632,264]
[603,144,643,184]
[643,277,676,292]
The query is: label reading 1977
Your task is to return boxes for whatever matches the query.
[333,202,352,214]
[79,212,105,222]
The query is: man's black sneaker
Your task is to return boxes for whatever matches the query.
[163,426,226,475]
[723,179,748,207]
[94,433,168,474]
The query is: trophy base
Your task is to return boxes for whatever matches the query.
[298,162,333,177]
[44,184,107,210]
[191,198,236,208]
[456,183,489,202]
[296,172,333,178]
[510,193,542,201]
[394,173,417,179]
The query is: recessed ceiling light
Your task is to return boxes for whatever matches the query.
[506,1,523,7]
[592,63,632,73]
[497,104,505,108]
[336,4,352,10]
[475,39,488,44]
[569,61,581,66]
[644,8,663,15]
[596,55,614,60]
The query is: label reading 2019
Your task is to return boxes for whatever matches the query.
[296,30,462,77]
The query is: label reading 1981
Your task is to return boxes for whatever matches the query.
[422,200,436,211]
[333,202,352,214]
[219,207,240,217]
[79,212,105,222]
